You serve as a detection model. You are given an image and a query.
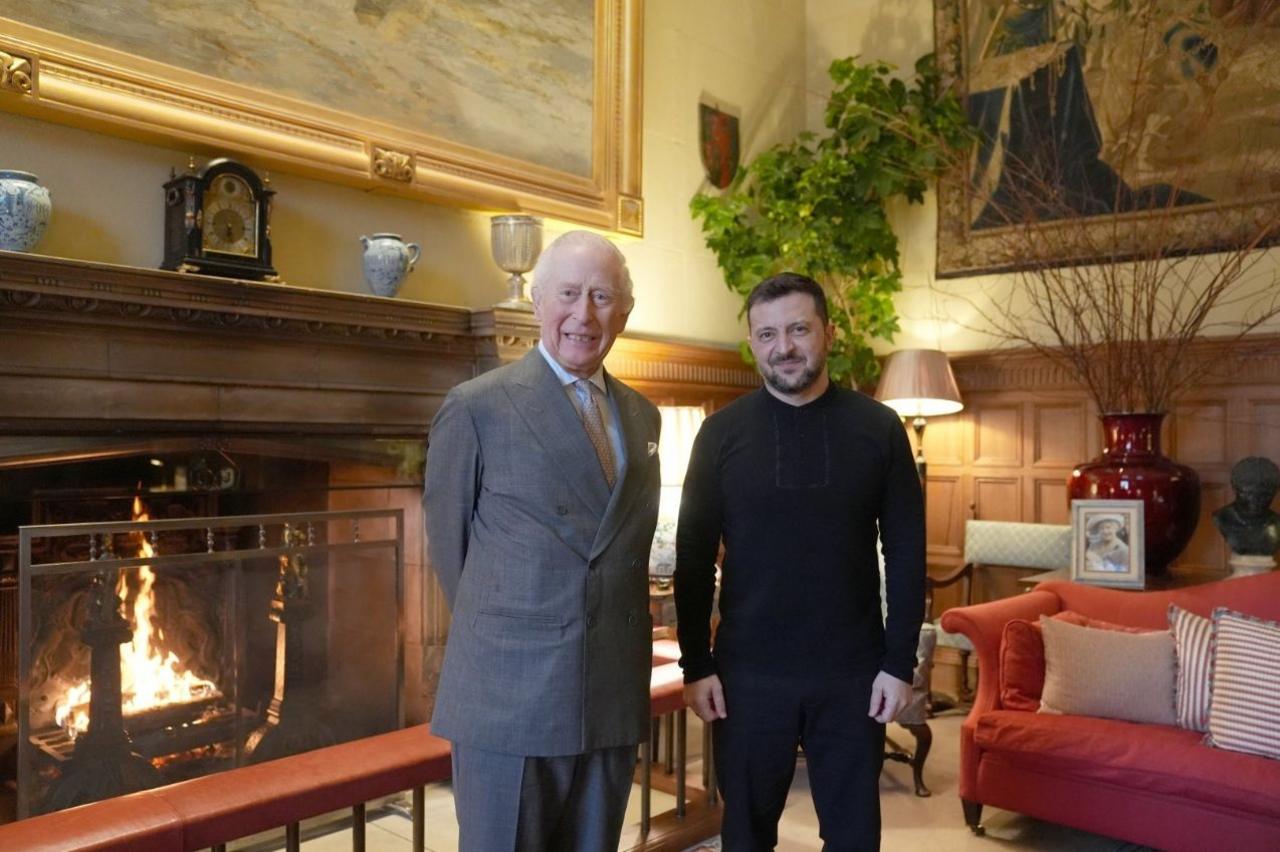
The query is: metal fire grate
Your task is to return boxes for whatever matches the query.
[17,508,404,818]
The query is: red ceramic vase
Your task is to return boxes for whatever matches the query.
[1067,413,1201,576]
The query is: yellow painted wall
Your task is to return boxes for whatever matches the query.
[0,0,811,347]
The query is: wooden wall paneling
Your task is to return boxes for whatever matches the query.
[1171,400,1230,466]
[924,473,964,567]
[1033,400,1088,467]
[1033,477,1071,525]
[942,338,1280,572]
[1249,398,1280,457]
[1245,397,1280,519]
[1220,396,1251,483]
[1182,481,1231,571]
[921,408,970,567]
[973,476,1020,522]
[972,403,1022,467]
[923,414,966,466]
[604,335,759,410]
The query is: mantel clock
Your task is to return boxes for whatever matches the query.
[163,158,278,281]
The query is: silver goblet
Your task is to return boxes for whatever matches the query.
[490,215,542,310]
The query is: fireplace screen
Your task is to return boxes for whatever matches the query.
[16,507,403,818]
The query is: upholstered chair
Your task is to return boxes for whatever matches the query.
[931,520,1072,702]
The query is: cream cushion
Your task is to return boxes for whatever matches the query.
[1039,615,1177,726]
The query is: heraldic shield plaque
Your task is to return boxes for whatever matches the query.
[699,103,740,189]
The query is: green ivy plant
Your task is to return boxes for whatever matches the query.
[690,54,973,387]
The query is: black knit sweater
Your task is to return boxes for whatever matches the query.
[674,384,925,685]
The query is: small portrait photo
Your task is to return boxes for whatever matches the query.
[1070,499,1145,588]
[1085,514,1129,572]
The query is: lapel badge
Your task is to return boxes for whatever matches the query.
[647,441,659,457]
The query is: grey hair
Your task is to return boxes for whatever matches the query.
[530,230,634,310]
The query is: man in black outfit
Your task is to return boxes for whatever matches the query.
[674,273,925,851]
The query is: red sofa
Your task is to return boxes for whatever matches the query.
[940,571,1280,852]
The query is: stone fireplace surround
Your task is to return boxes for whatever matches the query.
[0,249,758,726]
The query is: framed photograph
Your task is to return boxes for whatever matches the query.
[1070,499,1145,589]
[932,0,1280,276]
[0,1,643,234]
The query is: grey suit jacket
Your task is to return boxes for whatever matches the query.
[424,349,662,756]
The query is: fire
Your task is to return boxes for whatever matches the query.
[54,496,220,736]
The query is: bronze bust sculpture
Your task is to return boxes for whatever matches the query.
[1212,456,1280,558]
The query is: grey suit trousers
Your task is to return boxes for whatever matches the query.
[451,743,637,852]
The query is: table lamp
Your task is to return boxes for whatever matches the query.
[875,348,964,486]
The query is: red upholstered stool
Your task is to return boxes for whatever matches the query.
[652,638,681,666]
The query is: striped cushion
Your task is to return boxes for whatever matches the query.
[1168,605,1213,732]
[1205,608,1280,760]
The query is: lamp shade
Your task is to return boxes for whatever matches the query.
[875,349,964,418]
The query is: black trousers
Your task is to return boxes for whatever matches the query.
[713,668,884,852]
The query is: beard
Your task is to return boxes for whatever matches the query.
[760,356,823,395]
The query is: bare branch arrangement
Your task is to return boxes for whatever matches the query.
[955,0,1280,413]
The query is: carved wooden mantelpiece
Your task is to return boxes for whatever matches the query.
[0,251,756,434]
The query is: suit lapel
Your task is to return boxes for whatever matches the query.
[504,350,612,515]
[590,375,652,560]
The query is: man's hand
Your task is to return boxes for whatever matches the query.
[867,670,912,724]
[683,675,728,723]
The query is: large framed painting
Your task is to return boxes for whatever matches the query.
[0,1,643,234]
[934,0,1280,276]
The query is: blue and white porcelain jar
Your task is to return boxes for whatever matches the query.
[360,233,421,297]
[0,171,52,252]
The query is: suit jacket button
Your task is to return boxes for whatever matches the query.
[587,615,598,628]
[627,613,637,626]
[556,505,568,516]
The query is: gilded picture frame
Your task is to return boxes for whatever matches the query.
[933,0,1280,277]
[1069,499,1145,589]
[0,1,643,234]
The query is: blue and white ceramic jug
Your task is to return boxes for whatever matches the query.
[360,233,421,297]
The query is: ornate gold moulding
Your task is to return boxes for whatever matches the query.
[0,1,643,235]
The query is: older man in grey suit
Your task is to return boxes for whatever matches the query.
[424,230,662,851]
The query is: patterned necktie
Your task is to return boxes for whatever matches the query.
[575,379,616,488]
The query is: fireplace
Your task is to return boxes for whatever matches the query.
[3,437,413,818]
[0,252,487,823]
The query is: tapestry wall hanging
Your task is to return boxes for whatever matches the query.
[934,0,1280,276]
